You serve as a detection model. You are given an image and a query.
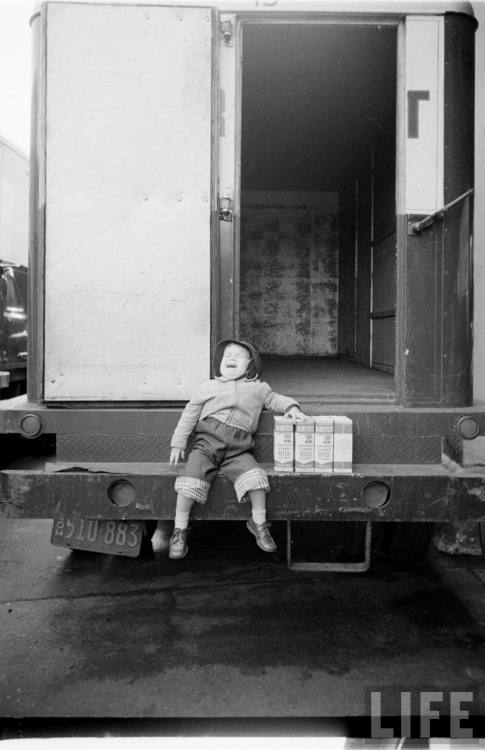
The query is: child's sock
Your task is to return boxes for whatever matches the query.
[252,508,266,526]
[174,510,190,530]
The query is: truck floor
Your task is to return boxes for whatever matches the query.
[261,357,394,403]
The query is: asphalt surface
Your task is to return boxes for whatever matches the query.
[2,519,485,733]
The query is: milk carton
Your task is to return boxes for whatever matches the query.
[294,418,315,472]
[314,416,334,472]
[333,416,353,473]
[273,415,294,471]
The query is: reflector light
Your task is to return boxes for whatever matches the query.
[108,479,136,507]
[19,413,43,438]
[456,416,480,440]
[363,481,390,509]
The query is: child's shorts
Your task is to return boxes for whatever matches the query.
[174,416,269,504]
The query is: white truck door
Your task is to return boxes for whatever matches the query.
[43,3,214,401]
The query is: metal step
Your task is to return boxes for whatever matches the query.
[286,520,372,572]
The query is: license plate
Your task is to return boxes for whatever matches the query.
[51,518,143,557]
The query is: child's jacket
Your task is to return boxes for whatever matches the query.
[171,377,298,450]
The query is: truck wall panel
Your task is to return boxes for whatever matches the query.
[240,191,338,356]
[356,173,371,367]
[338,184,357,361]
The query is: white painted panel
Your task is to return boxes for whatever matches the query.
[405,16,444,214]
[44,3,213,400]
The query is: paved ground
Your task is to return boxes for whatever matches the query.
[1,519,485,733]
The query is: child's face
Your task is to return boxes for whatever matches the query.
[220,343,251,380]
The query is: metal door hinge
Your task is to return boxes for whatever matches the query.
[220,20,233,46]
[219,190,233,222]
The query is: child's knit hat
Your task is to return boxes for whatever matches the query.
[213,339,262,380]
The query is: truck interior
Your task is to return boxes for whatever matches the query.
[239,23,397,403]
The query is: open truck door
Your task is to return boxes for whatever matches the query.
[33,3,216,403]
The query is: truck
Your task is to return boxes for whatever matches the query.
[0,260,27,399]
[0,137,29,269]
[0,137,29,399]
[0,0,482,569]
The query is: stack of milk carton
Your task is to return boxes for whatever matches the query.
[274,415,353,474]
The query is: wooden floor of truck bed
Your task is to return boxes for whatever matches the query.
[261,356,394,403]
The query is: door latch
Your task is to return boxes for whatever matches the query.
[220,20,233,46]
[219,190,233,222]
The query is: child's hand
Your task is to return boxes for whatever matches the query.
[286,406,307,424]
[170,447,185,464]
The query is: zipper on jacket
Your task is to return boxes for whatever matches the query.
[224,379,236,425]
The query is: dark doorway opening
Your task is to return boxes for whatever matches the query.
[240,23,397,403]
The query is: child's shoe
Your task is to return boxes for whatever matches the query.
[169,527,189,559]
[246,519,277,553]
